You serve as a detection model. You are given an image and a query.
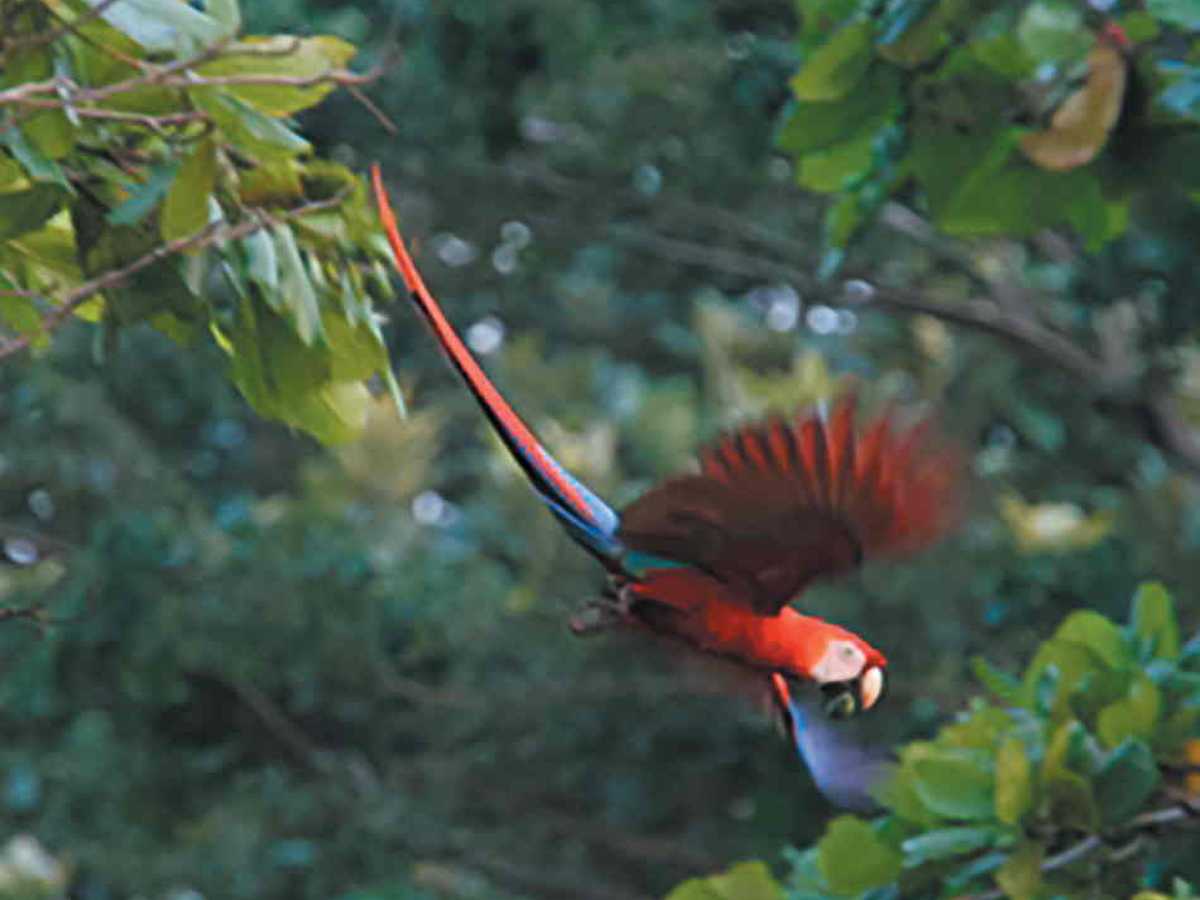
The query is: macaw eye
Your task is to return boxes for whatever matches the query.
[860,666,885,711]
[820,681,859,719]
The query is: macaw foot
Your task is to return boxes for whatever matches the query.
[568,580,636,636]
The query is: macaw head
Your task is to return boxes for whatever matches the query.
[770,672,893,811]
[808,631,887,719]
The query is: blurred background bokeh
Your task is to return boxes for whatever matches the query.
[2,2,1198,898]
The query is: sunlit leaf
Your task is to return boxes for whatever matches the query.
[1131,581,1180,660]
[995,737,1034,826]
[664,861,783,900]
[192,90,312,160]
[1017,2,1090,63]
[6,48,75,160]
[271,223,322,344]
[908,746,995,821]
[85,0,226,51]
[195,35,357,116]
[816,817,901,895]
[972,657,1024,707]
[790,21,873,102]
[1097,674,1160,748]
[1056,610,1130,671]
[999,494,1114,553]
[161,138,217,242]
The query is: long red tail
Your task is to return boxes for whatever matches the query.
[371,165,621,560]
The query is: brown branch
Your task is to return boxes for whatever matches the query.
[0,603,47,626]
[7,98,207,131]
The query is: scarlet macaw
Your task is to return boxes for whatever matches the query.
[371,167,960,738]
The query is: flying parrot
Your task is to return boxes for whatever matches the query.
[371,166,960,796]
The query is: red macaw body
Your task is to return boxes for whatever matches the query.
[372,166,960,727]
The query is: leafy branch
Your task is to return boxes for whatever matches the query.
[0,190,347,362]
[0,0,403,444]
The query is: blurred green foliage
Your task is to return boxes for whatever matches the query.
[1,1,1199,899]
[778,0,1200,261]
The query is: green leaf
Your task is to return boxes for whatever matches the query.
[1043,770,1098,831]
[972,656,1024,706]
[790,21,873,102]
[816,816,902,895]
[2,125,68,186]
[971,35,1036,80]
[206,0,241,39]
[995,841,1043,900]
[823,194,863,252]
[87,0,226,51]
[910,747,996,821]
[192,91,311,160]
[665,861,783,900]
[995,737,1034,826]
[1022,638,1104,720]
[1042,719,1096,780]
[238,160,305,205]
[107,161,180,226]
[777,68,901,156]
[1117,12,1160,43]
[195,36,357,116]
[272,224,322,344]
[796,132,875,192]
[243,228,278,294]
[901,825,1002,867]
[1056,610,1131,671]
[0,184,67,240]
[0,273,45,346]
[1017,2,1090,64]
[1097,674,1160,748]
[1094,739,1160,826]
[1147,0,1200,30]
[161,138,217,242]
[6,48,75,160]
[877,0,964,67]
[323,305,386,382]
[1131,582,1180,661]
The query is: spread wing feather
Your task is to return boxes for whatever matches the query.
[618,397,961,614]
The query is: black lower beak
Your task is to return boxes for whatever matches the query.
[820,680,859,719]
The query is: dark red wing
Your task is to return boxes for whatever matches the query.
[618,397,962,614]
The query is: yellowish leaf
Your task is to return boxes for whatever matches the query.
[1019,34,1127,172]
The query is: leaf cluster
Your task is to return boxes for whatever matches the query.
[777,0,1200,270]
[0,0,400,442]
